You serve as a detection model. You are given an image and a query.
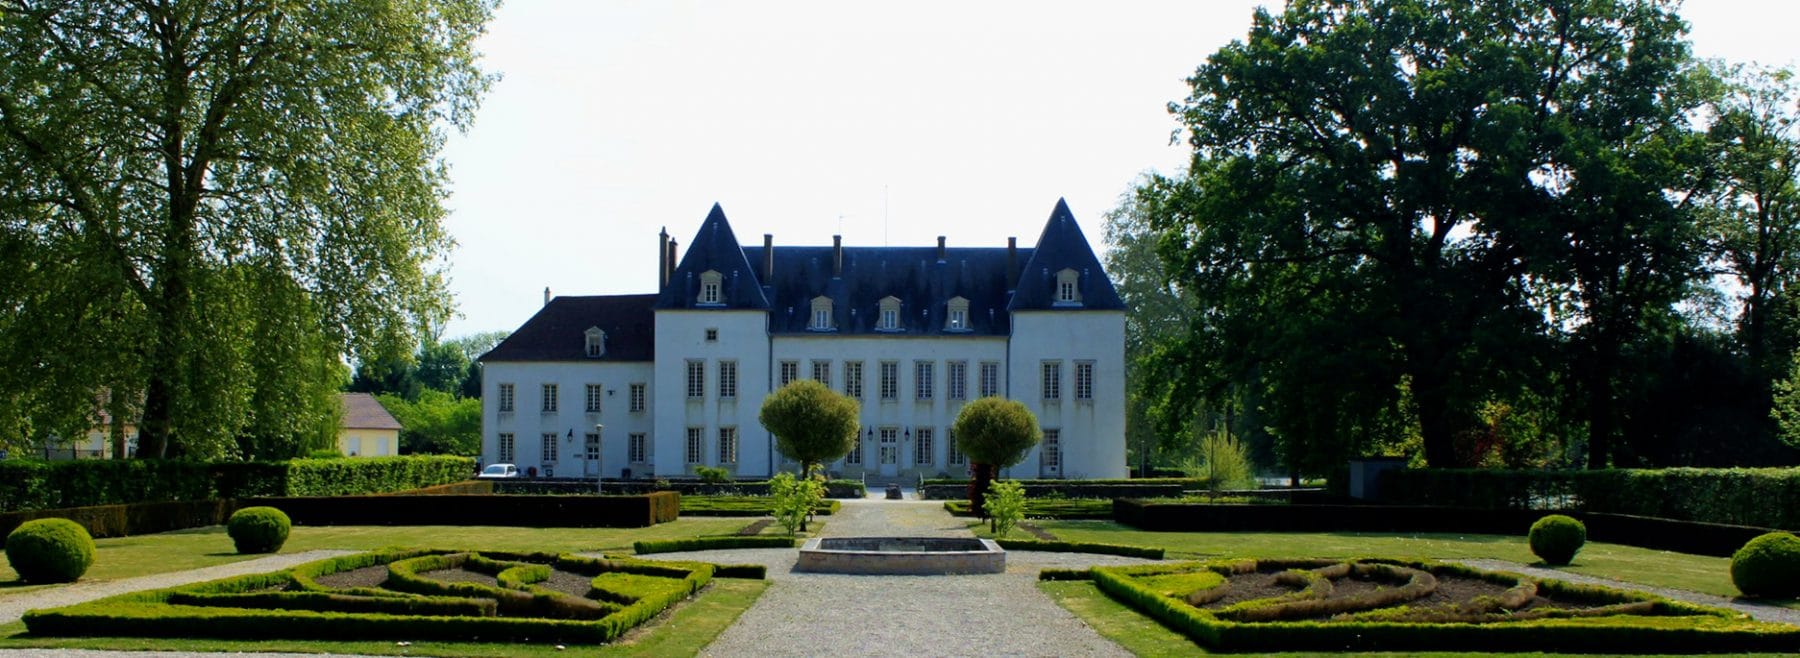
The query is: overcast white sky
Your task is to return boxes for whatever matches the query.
[437,1,1800,338]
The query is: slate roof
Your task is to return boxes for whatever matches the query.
[1009,199,1126,311]
[654,204,771,311]
[480,294,657,362]
[744,245,1027,336]
[340,393,402,431]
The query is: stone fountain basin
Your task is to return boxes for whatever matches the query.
[795,537,1006,575]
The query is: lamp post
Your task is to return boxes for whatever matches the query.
[594,424,604,495]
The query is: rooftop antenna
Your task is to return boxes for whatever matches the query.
[883,185,890,247]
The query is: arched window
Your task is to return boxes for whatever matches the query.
[810,296,834,331]
[698,270,723,305]
[1055,269,1082,306]
[945,296,971,331]
[584,327,606,357]
[878,296,902,331]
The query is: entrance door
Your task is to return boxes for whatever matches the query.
[584,432,601,478]
[878,427,899,476]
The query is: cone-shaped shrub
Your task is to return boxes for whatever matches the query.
[1528,514,1585,565]
[5,518,95,583]
[1731,532,1800,598]
[227,506,291,554]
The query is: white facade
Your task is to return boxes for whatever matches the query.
[480,200,1129,480]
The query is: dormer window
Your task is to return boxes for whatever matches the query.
[945,297,971,332]
[584,327,606,357]
[698,270,722,305]
[1055,268,1082,306]
[810,296,834,331]
[878,296,902,332]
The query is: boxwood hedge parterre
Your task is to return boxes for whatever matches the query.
[21,547,765,644]
[1076,557,1800,654]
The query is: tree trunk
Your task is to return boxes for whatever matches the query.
[969,462,995,517]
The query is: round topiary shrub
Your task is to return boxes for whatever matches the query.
[227,506,291,554]
[1731,532,1800,598]
[1528,514,1586,566]
[4,518,96,583]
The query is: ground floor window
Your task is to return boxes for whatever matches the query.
[948,429,965,466]
[846,432,864,465]
[498,433,515,463]
[914,427,933,465]
[629,433,647,463]
[685,427,703,464]
[718,427,738,464]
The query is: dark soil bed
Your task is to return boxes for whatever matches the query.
[533,569,597,599]
[1197,565,1612,620]
[735,519,774,536]
[422,568,497,586]
[313,565,389,589]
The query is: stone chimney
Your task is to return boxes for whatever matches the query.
[833,235,843,276]
[763,234,774,281]
[937,236,946,262]
[1006,237,1018,289]
[666,239,679,285]
[658,227,670,291]
[543,287,551,306]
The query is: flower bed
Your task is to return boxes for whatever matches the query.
[1084,557,1800,653]
[21,547,757,644]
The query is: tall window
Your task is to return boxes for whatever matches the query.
[585,384,603,413]
[879,361,899,400]
[1041,429,1062,475]
[945,297,970,331]
[719,360,738,398]
[1041,361,1062,401]
[947,361,967,400]
[685,427,704,464]
[1075,361,1094,401]
[699,270,722,304]
[810,296,834,331]
[845,431,863,465]
[629,383,646,412]
[718,427,738,464]
[584,433,600,460]
[686,360,705,399]
[979,362,1000,398]
[542,433,559,462]
[914,361,934,400]
[948,429,965,466]
[811,360,831,387]
[914,427,934,465]
[1055,268,1081,305]
[584,327,606,357]
[844,361,864,399]
[628,432,647,463]
[878,296,901,331]
[498,383,515,412]
[779,360,798,387]
[498,433,515,462]
[541,383,558,412]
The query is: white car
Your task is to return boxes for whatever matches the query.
[477,463,519,479]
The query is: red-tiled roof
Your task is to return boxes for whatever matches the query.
[340,393,402,430]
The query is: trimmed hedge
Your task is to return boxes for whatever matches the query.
[22,549,717,644]
[0,456,476,513]
[493,478,867,499]
[167,590,495,617]
[1379,467,1800,531]
[227,507,291,554]
[243,491,680,528]
[1089,557,1800,654]
[0,499,236,547]
[633,535,798,554]
[1731,532,1800,598]
[994,538,1164,560]
[1529,514,1586,566]
[679,496,840,517]
[944,498,1111,519]
[920,481,1192,500]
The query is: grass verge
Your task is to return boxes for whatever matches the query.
[0,518,754,595]
[0,578,768,657]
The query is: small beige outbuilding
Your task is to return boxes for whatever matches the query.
[337,392,402,457]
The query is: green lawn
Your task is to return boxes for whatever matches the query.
[1039,580,1795,658]
[0,517,753,594]
[0,577,768,657]
[1033,520,1741,598]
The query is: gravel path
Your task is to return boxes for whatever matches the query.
[1454,558,1800,626]
[0,550,354,625]
[644,499,1148,657]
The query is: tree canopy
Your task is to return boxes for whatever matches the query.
[759,379,860,474]
[1135,0,1800,472]
[0,0,496,458]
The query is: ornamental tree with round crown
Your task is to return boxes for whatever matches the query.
[759,379,860,475]
[953,397,1041,515]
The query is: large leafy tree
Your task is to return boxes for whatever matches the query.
[0,0,495,457]
[1141,0,1701,469]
